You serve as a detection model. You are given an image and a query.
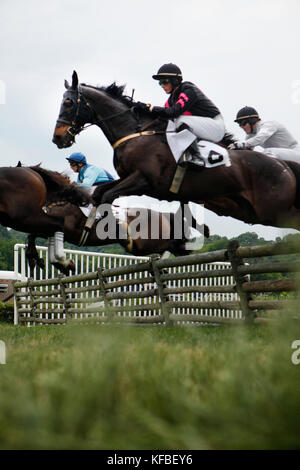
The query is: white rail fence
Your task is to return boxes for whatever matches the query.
[13,243,240,325]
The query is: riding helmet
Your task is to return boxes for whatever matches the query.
[152,63,183,81]
[66,152,87,164]
[234,106,260,124]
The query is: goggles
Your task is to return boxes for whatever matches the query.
[159,79,171,86]
[238,119,249,127]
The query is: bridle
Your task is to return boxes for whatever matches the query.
[56,84,168,149]
[56,85,134,142]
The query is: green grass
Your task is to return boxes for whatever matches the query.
[0,320,300,450]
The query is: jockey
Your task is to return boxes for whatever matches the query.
[66,152,115,187]
[230,106,300,162]
[134,63,226,168]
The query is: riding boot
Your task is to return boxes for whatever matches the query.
[176,123,205,168]
[179,138,205,168]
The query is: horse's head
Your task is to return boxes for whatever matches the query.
[52,71,93,149]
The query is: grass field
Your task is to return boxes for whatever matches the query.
[0,319,300,450]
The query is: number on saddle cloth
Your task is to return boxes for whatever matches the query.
[197,141,231,168]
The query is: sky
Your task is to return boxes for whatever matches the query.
[1,0,300,240]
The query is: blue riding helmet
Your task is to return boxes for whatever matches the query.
[66,152,87,165]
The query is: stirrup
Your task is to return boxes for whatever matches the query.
[179,155,205,168]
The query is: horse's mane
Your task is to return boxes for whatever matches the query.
[29,164,90,206]
[82,81,167,132]
[82,82,135,108]
[29,164,72,186]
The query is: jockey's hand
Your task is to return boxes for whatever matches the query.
[133,101,152,112]
[228,141,247,150]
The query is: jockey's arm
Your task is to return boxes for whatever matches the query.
[244,121,278,148]
[151,89,197,119]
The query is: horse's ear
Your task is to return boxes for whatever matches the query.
[71,71,79,90]
[16,161,22,167]
[64,79,70,89]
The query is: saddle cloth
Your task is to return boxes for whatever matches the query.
[166,120,231,168]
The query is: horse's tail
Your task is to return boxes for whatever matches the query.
[29,165,91,207]
[285,161,300,209]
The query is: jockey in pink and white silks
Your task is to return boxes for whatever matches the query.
[133,63,226,168]
[230,106,300,163]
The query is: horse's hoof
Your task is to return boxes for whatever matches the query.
[27,258,37,271]
[37,258,45,269]
[67,260,76,273]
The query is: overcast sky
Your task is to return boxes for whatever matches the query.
[1,0,300,240]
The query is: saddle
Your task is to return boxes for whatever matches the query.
[167,121,231,193]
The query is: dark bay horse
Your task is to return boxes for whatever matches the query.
[27,200,209,269]
[0,165,90,273]
[52,71,300,231]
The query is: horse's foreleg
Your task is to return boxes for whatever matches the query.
[48,233,75,275]
[92,179,122,206]
[26,234,37,271]
[100,171,151,205]
[26,234,45,271]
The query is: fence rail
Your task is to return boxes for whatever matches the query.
[13,240,300,326]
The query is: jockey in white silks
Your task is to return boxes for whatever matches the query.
[133,63,226,168]
[230,106,300,163]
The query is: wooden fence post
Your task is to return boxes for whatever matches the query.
[151,254,172,325]
[97,267,113,320]
[227,240,256,323]
[27,278,37,326]
[58,274,70,323]
[13,280,21,325]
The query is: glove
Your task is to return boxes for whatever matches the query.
[133,101,152,112]
[228,141,247,150]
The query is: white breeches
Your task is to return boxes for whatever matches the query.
[174,114,226,143]
[264,145,300,163]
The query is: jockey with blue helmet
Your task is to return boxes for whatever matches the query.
[66,152,115,187]
[133,63,226,168]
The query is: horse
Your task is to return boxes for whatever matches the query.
[52,71,300,231]
[26,199,209,271]
[0,165,91,274]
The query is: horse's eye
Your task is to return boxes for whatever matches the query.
[64,99,73,108]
